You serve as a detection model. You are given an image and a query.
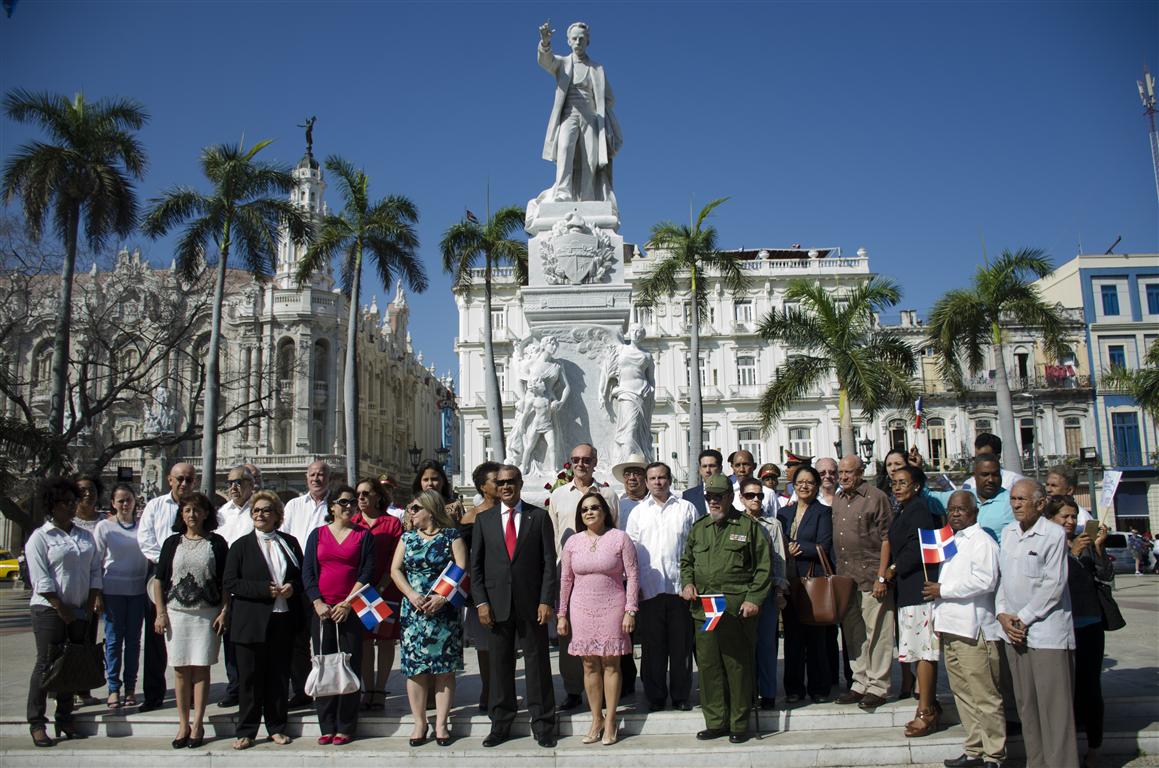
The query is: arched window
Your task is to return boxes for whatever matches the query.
[888,419,907,451]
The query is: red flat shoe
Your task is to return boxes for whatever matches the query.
[317,735,334,745]
[332,734,352,746]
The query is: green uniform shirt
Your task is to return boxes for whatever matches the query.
[680,511,772,620]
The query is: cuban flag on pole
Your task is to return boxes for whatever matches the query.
[919,525,958,564]
[429,562,470,608]
[349,584,394,631]
[700,594,727,632]
[914,396,925,429]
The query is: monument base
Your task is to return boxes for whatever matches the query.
[525,199,620,234]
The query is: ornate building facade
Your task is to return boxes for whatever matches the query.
[2,148,457,523]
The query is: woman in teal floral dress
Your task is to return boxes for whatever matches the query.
[390,489,466,746]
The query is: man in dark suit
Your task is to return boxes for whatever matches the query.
[682,448,723,517]
[470,464,559,748]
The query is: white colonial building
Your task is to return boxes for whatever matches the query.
[455,244,1097,493]
[2,145,458,530]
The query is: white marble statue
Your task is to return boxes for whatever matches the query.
[533,20,622,209]
[506,335,571,475]
[144,385,177,436]
[601,324,655,464]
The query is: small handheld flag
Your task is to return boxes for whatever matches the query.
[429,561,470,608]
[914,396,925,429]
[349,584,394,631]
[700,594,726,632]
[919,525,957,565]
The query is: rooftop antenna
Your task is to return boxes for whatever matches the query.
[1138,65,1159,206]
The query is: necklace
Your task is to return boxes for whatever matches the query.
[585,530,602,551]
[419,527,439,538]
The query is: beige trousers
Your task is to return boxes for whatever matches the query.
[943,632,1007,763]
[1004,644,1079,768]
[840,589,894,697]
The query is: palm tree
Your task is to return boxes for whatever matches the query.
[1103,338,1159,420]
[441,206,528,463]
[143,140,311,494]
[758,277,917,458]
[295,156,425,484]
[637,198,743,468]
[2,89,147,436]
[926,248,1070,473]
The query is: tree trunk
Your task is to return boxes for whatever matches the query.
[991,337,1023,473]
[482,257,506,462]
[838,387,857,460]
[199,230,229,496]
[47,202,80,436]
[689,268,703,472]
[344,247,362,485]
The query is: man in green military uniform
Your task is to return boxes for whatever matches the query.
[680,474,772,743]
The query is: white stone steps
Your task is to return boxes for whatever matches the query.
[0,722,1156,768]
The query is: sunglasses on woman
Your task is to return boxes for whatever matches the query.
[741,492,763,500]
[334,498,355,507]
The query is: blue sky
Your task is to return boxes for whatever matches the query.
[3,1,1157,381]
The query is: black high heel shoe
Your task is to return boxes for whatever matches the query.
[171,729,190,749]
[435,728,452,747]
[30,728,55,748]
[53,725,87,740]
[187,726,205,749]
[409,724,429,747]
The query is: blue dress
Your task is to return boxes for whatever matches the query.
[399,528,465,676]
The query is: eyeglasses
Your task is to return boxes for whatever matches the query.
[407,504,423,514]
[741,492,763,500]
[334,498,355,508]
[173,476,195,484]
[570,456,595,465]
[251,506,275,516]
[227,479,250,487]
[794,480,817,487]
[581,505,603,513]
[79,487,96,496]
[356,490,375,497]
[705,493,729,502]
[495,478,518,487]
[622,468,644,476]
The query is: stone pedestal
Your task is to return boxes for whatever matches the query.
[509,201,636,501]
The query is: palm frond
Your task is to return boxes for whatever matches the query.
[758,355,832,432]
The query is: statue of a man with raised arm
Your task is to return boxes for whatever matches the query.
[536,20,622,207]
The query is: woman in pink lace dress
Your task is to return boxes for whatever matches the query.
[557,491,639,746]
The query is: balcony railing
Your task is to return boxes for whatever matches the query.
[921,372,1093,394]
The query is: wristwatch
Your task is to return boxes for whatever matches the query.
[625,610,637,617]
[876,575,887,584]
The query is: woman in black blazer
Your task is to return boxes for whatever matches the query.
[776,466,835,704]
[223,491,304,750]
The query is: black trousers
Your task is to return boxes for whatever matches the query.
[222,635,239,700]
[1074,622,1105,750]
[487,612,556,738]
[235,613,294,739]
[289,594,312,697]
[782,603,832,698]
[311,615,363,735]
[27,606,86,730]
[637,593,694,707]
[143,565,168,706]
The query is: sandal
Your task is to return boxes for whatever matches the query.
[107,692,122,709]
[270,733,292,745]
[904,706,940,737]
[232,737,254,750]
[122,692,138,707]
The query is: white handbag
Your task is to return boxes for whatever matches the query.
[304,619,360,698]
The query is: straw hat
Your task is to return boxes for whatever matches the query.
[611,452,649,483]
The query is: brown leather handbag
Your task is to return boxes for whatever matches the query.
[791,547,856,626]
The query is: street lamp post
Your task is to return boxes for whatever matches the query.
[859,437,876,464]
[408,443,422,474]
[1080,446,1099,518]
[436,445,450,472]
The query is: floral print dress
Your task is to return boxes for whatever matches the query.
[399,528,464,676]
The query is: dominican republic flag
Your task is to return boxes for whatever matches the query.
[914,396,924,429]
[349,584,394,631]
[919,525,958,564]
[700,594,727,632]
[429,562,470,608]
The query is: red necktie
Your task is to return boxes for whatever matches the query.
[505,507,517,559]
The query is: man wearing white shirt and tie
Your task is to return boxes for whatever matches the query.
[281,460,332,707]
[995,480,1078,768]
[625,461,699,712]
[136,462,196,712]
[923,491,1006,768]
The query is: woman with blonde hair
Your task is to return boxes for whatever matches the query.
[391,489,467,746]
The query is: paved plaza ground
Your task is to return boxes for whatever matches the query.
[0,576,1155,766]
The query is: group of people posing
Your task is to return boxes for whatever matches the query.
[22,432,1118,767]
